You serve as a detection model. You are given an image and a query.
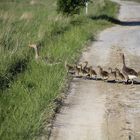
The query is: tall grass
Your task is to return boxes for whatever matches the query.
[124,0,140,2]
[0,0,119,140]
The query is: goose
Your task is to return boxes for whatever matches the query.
[83,61,90,72]
[79,64,88,76]
[120,53,138,85]
[65,60,75,74]
[108,67,116,80]
[75,64,81,76]
[138,71,140,77]
[97,66,109,80]
[28,44,40,60]
[29,43,61,65]
[115,68,125,82]
[89,66,97,79]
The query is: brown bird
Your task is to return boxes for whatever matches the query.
[120,53,138,85]
[108,67,116,80]
[28,44,40,60]
[138,71,140,77]
[79,64,88,76]
[65,60,75,74]
[115,68,125,82]
[83,61,90,72]
[97,66,109,80]
[75,64,81,76]
[89,66,97,79]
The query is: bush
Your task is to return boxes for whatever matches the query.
[57,0,90,15]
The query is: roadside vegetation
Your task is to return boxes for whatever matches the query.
[128,0,140,2]
[124,0,140,2]
[0,0,119,139]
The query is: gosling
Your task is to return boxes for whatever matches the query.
[97,66,109,81]
[108,67,116,81]
[115,68,125,83]
[79,64,88,76]
[83,61,90,72]
[75,64,81,76]
[65,61,75,74]
[89,66,97,79]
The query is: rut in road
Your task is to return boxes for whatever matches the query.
[49,0,140,140]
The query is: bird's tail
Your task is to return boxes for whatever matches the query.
[138,71,140,77]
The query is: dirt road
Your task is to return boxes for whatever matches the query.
[49,0,140,140]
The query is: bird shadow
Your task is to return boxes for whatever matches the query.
[74,75,140,85]
[130,80,140,85]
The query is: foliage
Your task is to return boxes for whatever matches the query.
[57,0,91,15]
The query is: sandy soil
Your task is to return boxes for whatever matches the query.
[49,1,140,140]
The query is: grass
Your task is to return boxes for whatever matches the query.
[124,0,140,2]
[0,0,119,140]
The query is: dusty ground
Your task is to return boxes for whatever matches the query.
[49,0,140,140]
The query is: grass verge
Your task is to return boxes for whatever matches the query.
[0,0,119,140]
[124,0,140,2]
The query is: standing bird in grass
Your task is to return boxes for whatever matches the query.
[29,43,61,65]
[28,43,40,60]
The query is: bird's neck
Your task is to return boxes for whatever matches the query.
[65,61,67,67]
[80,65,83,69]
[84,63,88,69]
[122,55,126,67]
[99,67,102,73]
[34,47,39,59]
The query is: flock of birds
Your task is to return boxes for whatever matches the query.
[65,53,140,85]
[28,44,140,85]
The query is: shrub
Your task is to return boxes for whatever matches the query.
[57,0,91,15]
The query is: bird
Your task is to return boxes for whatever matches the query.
[120,53,138,85]
[115,68,125,83]
[83,61,90,72]
[79,64,88,76]
[97,66,109,80]
[28,43,61,65]
[88,66,97,79]
[64,60,75,74]
[75,64,81,76]
[28,44,40,60]
[138,71,140,77]
[108,67,116,80]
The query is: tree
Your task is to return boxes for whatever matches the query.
[57,0,91,16]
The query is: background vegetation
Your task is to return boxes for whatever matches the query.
[124,0,140,2]
[57,0,90,15]
[0,0,119,139]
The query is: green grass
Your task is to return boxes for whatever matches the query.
[124,0,140,2]
[0,0,119,140]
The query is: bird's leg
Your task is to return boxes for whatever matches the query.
[78,71,79,76]
[103,77,108,82]
[85,74,88,80]
[123,80,126,84]
[103,77,105,81]
[125,78,129,84]
[95,75,97,80]
[131,79,134,86]
[66,70,69,75]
